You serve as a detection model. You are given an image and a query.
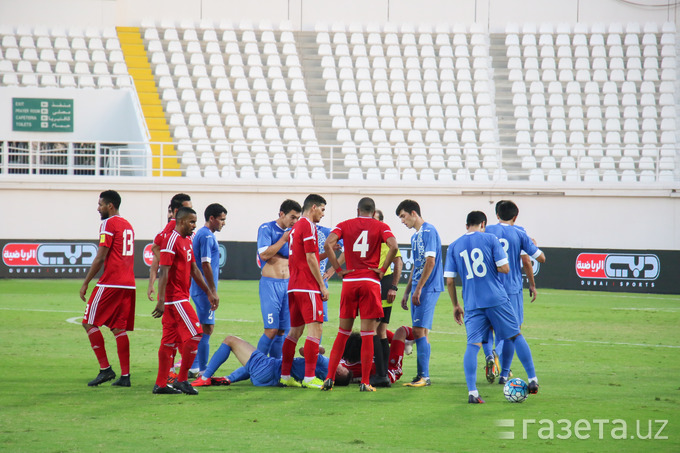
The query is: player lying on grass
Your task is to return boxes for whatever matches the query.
[190,335,352,388]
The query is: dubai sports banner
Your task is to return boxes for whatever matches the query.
[0,240,678,295]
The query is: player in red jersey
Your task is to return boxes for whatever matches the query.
[80,190,136,387]
[321,197,399,391]
[151,207,219,395]
[279,194,329,389]
[147,193,192,301]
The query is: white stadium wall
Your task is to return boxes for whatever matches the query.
[1,180,678,251]
[0,0,677,29]
[0,87,147,143]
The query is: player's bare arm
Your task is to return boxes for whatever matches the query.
[79,245,109,301]
[147,244,161,301]
[522,255,538,302]
[201,260,216,294]
[369,236,399,280]
[413,255,436,306]
[446,277,464,325]
[386,255,404,304]
[259,230,290,261]
[152,264,169,318]
[497,263,510,274]
[401,270,413,310]
[324,233,353,277]
[323,252,344,280]
[191,262,220,310]
[306,251,329,301]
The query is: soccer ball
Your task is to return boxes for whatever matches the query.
[503,378,529,403]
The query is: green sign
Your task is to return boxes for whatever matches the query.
[12,98,74,132]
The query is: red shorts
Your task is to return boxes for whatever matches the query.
[339,279,383,320]
[288,291,324,327]
[83,286,136,330]
[161,301,203,345]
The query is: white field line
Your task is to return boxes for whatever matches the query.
[2,306,678,349]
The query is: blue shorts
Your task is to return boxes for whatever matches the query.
[411,291,440,330]
[246,350,281,387]
[259,277,290,330]
[509,291,523,325]
[191,293,214,325]
[323,299,328,322]
[464,302,520,344]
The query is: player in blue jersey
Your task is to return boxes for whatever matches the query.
[316,224,343,323]
[190,335,352,388]
[256,199,302,358]
[396,199,444,387]
[444,211,540,403]
[188,203,227,376]
[485,200,545,384]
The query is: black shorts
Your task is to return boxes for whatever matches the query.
[380,274,393,301]
[380,305,392,324]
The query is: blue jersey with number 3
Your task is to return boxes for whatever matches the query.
[444,231,509,310]
[485,223,542,295]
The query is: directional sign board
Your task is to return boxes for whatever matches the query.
[12,98,74,132]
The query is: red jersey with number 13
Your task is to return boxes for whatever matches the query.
[97,215,135,288]
[331,217,394,282]
[288,217,321,293]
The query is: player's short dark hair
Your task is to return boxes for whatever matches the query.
[303,194,326,212]
[466,211,487,227]
[204,203,227,221]
[357,197,375,215]
[495,200,508,215]
[374,209,384,221]
[396,199,420,217]
[497,200,519,221]
[279,199,302,215]
[334,369,353,387]
[176,206,196,221]
[170,193,191,212]
[342,332,362,364]
[100,190,121,209]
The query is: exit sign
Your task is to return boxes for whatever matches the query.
[12,98,74,132]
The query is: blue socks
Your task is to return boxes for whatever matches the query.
[257,334,274,356]
[415,337,430,378]
[495,338,505,365]
[269,335,285,359]
[500,335,536,380]
[482,330,493,358]
[464,344,480,391]
[203,343,231,379]
[513,334,536,380]
[197,333,210,372]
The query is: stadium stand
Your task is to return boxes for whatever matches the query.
[0,21,677,183]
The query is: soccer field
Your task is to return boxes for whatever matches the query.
[0,279,678,452]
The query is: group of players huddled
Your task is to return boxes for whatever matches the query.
[79,190,544,403]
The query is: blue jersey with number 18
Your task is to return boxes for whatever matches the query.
[444,231,509,310]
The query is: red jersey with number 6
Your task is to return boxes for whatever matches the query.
[160,229,195,303]
[288,216,321,293]
[97,215,135,288]
[331,217,395,282]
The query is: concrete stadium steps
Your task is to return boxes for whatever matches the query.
[117,26,180,176]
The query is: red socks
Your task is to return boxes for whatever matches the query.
[280,335,298,376]
[156,343,175,387]
[360,331,374,385]
[326,329,351,380]
[177,335,201,382]
[87,327,110,369]
[304,336,320,379]
[114,331,130,376]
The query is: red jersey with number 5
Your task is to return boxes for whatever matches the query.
[288,216,321,293]
[331,217,395,281]
[160,229,195,303]
[97,215,135,288]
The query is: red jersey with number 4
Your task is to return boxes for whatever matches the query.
[97,215,135,288]
[331,217,395,282]
[288,216,321,293]
[160,229,195,303]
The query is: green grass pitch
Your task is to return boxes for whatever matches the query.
[0,279,678,452]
